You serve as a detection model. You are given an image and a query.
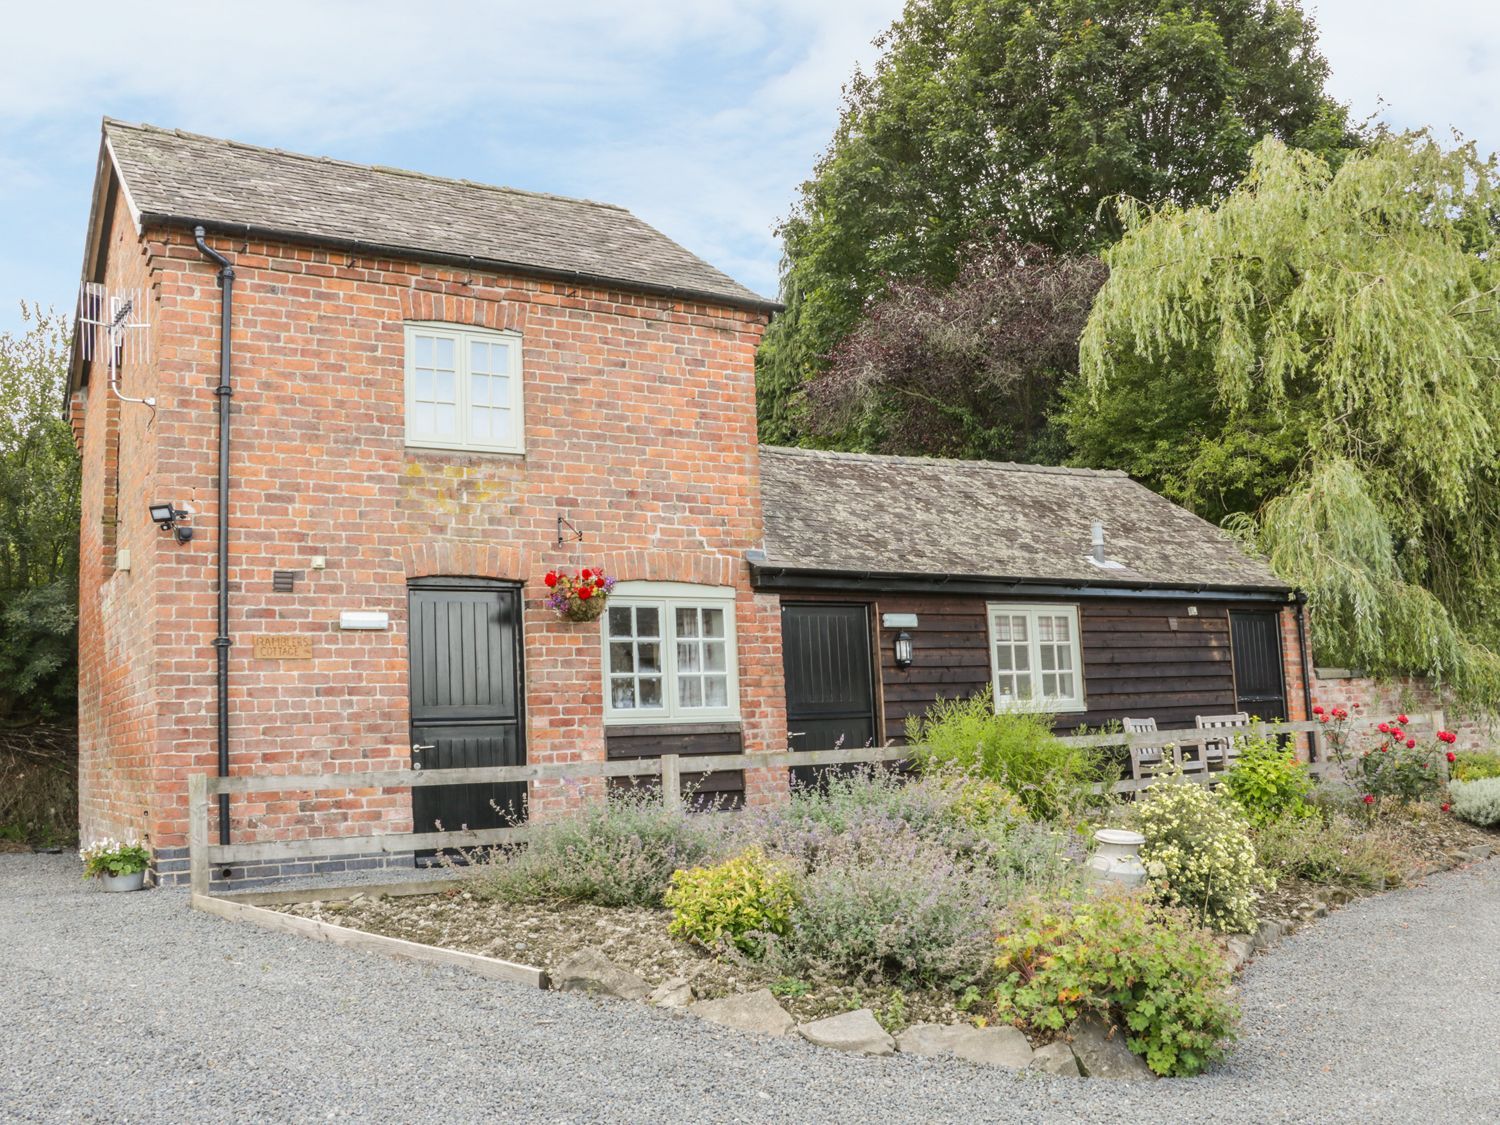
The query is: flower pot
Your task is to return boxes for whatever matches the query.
[100,870,146,893]
[1085,828,1147,888]
[561,597,608,623]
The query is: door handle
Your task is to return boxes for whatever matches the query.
[411,743,436,769]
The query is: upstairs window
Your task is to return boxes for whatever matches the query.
[986,603,1085,713]
[404,323,524,454]
[603,583,739,724]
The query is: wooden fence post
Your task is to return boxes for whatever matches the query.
[188,773,209,898]
[660,754,683,813]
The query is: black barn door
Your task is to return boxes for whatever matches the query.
[408,579,525,855]
[1230,611,1287,720]
[782,603,877,789]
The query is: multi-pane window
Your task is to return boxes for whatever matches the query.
[404,323,523,453]
[604,586,738,723]
[986,604,1085,712]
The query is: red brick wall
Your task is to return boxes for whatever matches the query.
[1278,603,1313,758]
[1312,670,1497,752]
[76,198,165,848]
[77,203,783,855]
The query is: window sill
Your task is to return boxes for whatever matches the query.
[404,441,526,459]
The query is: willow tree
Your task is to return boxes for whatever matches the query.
[1074,133,1500,706]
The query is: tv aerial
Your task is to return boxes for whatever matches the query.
[77,282,154,420]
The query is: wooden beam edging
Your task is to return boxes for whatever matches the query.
[190,893,548,989]
[217,877,468,908]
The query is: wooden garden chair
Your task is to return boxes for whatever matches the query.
[1122,717,1163,781]
[1196,712,1251,770]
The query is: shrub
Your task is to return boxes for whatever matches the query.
[906,691,1117,821]
[473,789,721,907]
[1448,779,1500,828]
[1252,813,1403,890]
[993,893,1238,1077]
[740,768,1074,895]
[1452,751,1500,783]
[1134,768,1265,932]
[768,832,1000,989]
[666,848,796,955]
[1221,730,1313,826]
[1333,717,1449,807]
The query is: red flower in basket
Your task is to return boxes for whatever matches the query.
[544,567,616,622]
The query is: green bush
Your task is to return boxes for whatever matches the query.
[906,691,1117,821]
[1448,778,1500,828]
[993,893,1238,1077]
[767,832,999,988]
[740,768,1073,893]
[665,848,796,955]
[1452,752,1500,783]
[473,789,721,907]
[1134,768,1266,932]
[1252,813,1402,890]
[1221,730,1313,826]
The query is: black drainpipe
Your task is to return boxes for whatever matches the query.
[194,226,234,845]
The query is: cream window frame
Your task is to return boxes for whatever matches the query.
[403,322,524,454]
[601,582,740,725]
[985,603,1086,714]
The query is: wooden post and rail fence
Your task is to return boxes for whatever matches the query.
[186,715,1443,897]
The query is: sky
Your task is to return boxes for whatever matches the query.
[0,0,1497,338]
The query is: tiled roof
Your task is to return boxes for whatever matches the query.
[102,119,775,312]
[757,446,1291,593]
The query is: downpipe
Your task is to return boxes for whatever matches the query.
[193,226,235,847]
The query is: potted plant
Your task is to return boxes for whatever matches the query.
[543,567,616,622]
[80,838,151,892]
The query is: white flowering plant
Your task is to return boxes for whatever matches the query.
[79,837,151,879]
[1134,764,1268,933]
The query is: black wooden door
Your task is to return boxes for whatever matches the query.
[1230,611,1287,720]
[408,579,525,854]
[781,603,877,788]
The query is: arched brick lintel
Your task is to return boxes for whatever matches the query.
[399,288,528,334]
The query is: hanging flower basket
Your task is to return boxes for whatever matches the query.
[543,567,616,622]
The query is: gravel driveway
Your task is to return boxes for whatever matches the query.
[4,853,1499,1124]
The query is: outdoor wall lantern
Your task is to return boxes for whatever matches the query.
[149,501,193,543]
[894,631,914,669]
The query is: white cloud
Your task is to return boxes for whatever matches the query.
[1311,1,1500,154]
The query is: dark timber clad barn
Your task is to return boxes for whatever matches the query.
[752,446,1311,752]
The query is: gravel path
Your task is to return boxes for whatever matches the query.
[4,853,1499,1124]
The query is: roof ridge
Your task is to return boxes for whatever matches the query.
[102,117,631,214]
[758,444,1130,479]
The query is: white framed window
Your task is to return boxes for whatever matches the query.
[404,322,524,454]
[986,603,1085,713]
[603,582,739,724]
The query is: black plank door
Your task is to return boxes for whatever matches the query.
[1229,611,1287,720]
[781,603,877,788]
[408,579,525,854]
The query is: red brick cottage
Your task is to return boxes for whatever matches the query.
[69,120,1310,885]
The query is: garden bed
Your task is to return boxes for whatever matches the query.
[277,892,969,1028]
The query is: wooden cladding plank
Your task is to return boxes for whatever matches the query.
[605,727,743,761]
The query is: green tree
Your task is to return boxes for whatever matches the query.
[759,0,1353,444]
[0,307,79,721]
[1073,134,1500,705]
